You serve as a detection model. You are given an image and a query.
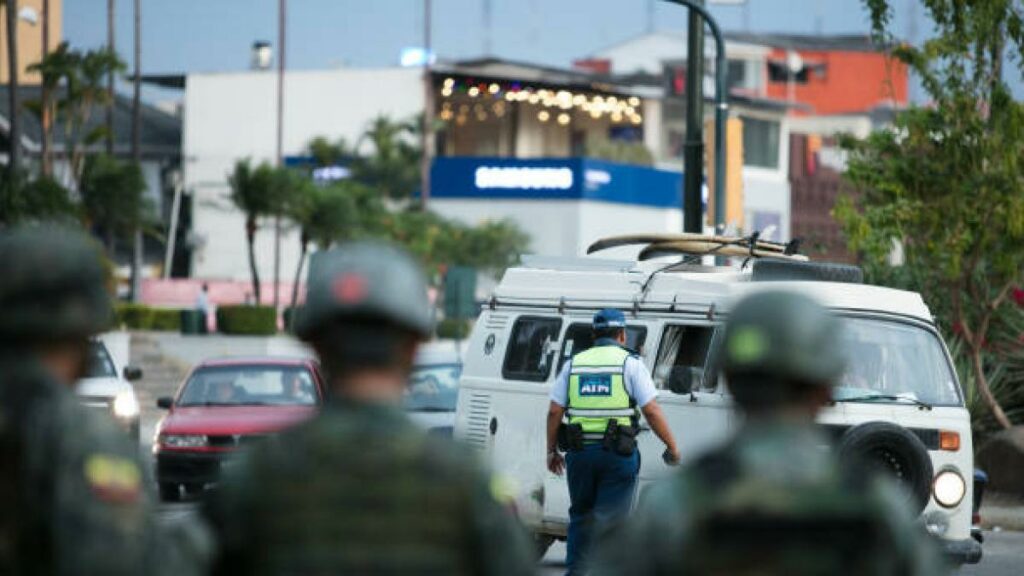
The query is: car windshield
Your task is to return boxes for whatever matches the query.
[832,317,961,407]
[178,365,318,407]
[405,363,461,412]
[85,341,116,378]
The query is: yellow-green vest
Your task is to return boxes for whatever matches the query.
[567,345,638,441]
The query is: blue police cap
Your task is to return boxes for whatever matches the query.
[593,308,626,331]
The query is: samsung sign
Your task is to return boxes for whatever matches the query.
[432,157,681,209]
[474,166,574,190]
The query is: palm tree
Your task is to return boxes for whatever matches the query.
[286,180,358,313]
[228,160,286,304]
[350,115,421,201]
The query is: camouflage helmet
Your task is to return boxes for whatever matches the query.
[293,241,434,340]
[723,290,845,386]
[0,224,113,342]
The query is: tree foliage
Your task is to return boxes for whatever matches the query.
[80,154,150,251]
[837,0,1024,429]
[228,159,292,304]
[0,171,78,226]
[27,43,126,189]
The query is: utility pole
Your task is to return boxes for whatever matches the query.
[420,0,433,208]
[682,0,704,233]
[273,0,286,310]
[40,0,51,175]
[106,0,115,154]
[130,0,143,302]
[482,0,492,55]
[5,0,21,180]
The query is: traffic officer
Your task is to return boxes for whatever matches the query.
[0,224,209,575]
[206,241,535,576]
[592,290,948,575]
[546,308,680,575]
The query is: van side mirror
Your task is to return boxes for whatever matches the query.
[156,396,174,410]
[123,366,143,381]
[668,367,695,395]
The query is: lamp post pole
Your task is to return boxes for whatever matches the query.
[420,0,433,208]
[663,0,728,235]
[273,0,286,310]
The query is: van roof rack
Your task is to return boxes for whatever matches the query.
[587,232,808,262]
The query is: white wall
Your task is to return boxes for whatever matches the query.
[184,68,424,282]
[431,198,682,260]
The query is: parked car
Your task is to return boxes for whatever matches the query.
[153,357,324,501]
[76,339,143,441]
[405,342,464,437]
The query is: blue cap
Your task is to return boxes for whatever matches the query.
[593,308,626,331]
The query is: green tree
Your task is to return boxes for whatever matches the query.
[0,172,77,226]
[26,43,125,189]
[228,160,290,304]
[79,154,149,252]
[837,0,1024,429]
[350,116,421,202]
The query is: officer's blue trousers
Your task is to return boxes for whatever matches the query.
[565,443,640,576]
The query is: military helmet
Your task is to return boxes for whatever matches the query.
[0,224,113,342]
[294,241,434,340]
[722,290,845,386]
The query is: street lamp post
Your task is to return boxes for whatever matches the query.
[273,0,287,310]
[662,0,729,235]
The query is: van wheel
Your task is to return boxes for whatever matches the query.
[534,533,555,559]
[838,421,933,514]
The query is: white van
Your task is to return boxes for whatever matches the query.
[454,246,981,565]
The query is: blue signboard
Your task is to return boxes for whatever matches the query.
[430,157,683,209]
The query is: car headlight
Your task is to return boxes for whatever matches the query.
[160,434,208,448]
[933,470,966,508]
[112,389,139,419]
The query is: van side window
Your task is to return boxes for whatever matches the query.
[653,325,715,392]
[502,316,563,382]
[558,323,648,373]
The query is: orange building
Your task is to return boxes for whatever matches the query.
[728,33,908,116]
[0,0,62,85]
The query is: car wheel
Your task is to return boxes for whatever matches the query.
[159,482,181,502]
[838,421,934,514]
[534,533,555,560]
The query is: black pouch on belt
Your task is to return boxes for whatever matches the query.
[605,420,637,456]
[560,423,585,451]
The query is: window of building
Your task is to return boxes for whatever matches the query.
[742,116,781,169]
[767,61,810,84]
[502,316,563,382]
[653,325,716,392]
[557,323,649,373]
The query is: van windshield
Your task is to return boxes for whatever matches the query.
[832,317,961,407]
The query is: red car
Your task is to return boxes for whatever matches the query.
[153,357,324,501]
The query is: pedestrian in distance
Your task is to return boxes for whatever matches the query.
[195,283,211,334]
[0,223,210,576]
[205,241,536,576]
[546,308,680,576]
[592,290,949,576]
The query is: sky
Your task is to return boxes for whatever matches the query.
[62,1,1020,101]
[65,1,914,74]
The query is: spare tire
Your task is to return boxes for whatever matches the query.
[837,421,933,514]
[752,259,864,284]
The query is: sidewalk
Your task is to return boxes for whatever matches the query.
[980,493,1024,532]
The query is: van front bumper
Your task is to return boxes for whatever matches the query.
[943,536,982,565]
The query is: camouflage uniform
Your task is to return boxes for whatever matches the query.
[0,225,209,575]
[206,242,534,576]
[592,290,948,576]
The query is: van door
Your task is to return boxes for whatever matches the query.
[636,323,733,485]
[542,321,649,528]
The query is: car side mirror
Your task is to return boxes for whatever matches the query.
[123,366,143,381]
[668,366,695,395]
[156,396,174,410]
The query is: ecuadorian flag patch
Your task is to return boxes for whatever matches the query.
[579,374,612,396]
[84,454,142,503]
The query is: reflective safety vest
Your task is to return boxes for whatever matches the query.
[567,345,638,442]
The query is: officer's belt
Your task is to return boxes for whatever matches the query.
[571,365,625,374]
[582,433,606,442]
[566,407,637,418]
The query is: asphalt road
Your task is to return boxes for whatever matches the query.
[157,500,1019,575]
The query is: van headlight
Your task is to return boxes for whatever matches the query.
[933,470,966,508]
[112,389,140,419]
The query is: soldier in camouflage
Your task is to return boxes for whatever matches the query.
[206,241,535,575]
[0,224,209,575]
[592,290,948,576]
